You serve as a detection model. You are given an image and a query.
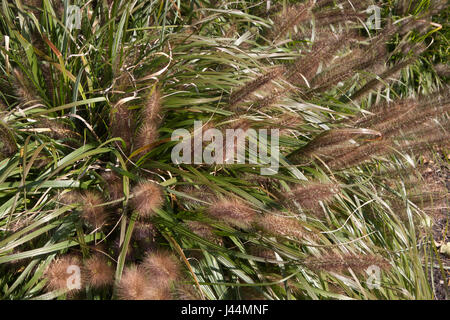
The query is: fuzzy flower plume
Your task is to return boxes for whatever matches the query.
[110,102,135,153]
[12,68,42,106]
[271,1,314,40]
[304,253,391,274]
[133,221,158,241]
[102,171,123,202]
[297,128,380,159]
[135,122,159,156]
[286,31,357,88]
[45,255,84,293]
[81,191,108,229]
[135,89,162,156]
[173,284,201,300]
[117,265,171,300]
[33,118,78,141]
[314,9,367,26]
[315,93,450,169]
[83,255,114,288]
[435,63,450,78]
[326,141,389,170]
[143,88,162,124]
[59,190,82,206]
[131,181,164,218]
[257,212,312,240]
[186,221,222,244]
[207,198,257,229]
[351,59,417,101]
[177,185,215,207]
[142,251,181,288]
[289,183,340,216]
[248,244,276,261]
[229,66,285,108]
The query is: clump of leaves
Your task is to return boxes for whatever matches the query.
[0,0,448,300]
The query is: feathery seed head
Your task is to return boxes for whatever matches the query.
[207,198,257,229]
[45,255,84,293]
[229,66,285,108]
[59,191,82,206]
[173,284,201,300]
[142,251,181,287]
[81,191,108,230]
[289,183,340,215]
[112,237,135,263]
[131,181,164,218]
[143,88,162,124]
[434,63,450,78]
[135,122,159,157]
[248,243,276,261]
[304,253,391,274]
[110,102,136,153]
[327,141,390,170]
[177,185,215,207]
[102,171,123,202]
[12,69,41,106]
[314,10,367,26]
[257,212,310,240]
[271,1,314,40]
[84,255,114,288]
[133,221,158,242]
[117,265,171,300]
[186,221,222,244]
[33,118,78,140]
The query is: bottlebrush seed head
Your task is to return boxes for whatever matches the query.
[207,198,257,229]
[117,265,171,300]
[135,122,159,156]
[177,185,215,207]
[102,171,123,202]
[186,221,222,244]
[59,190,82,206]
[434,63,450,78]
[12,68,41,106]
[132,222,158,252]
[112,237,135,262]
[110,103,136,152]
[257,213,310,241]
[173,284,201,300]
[229,66,285,108]
[131,181,164,218]
[248,243,276,261]
[45,255,84,292]
[304,253,391,274]
[327,141,389,170]
[271,1,314,41]
[142,251,181,287]
[81,191,108,230]
[33,118,78,140]
[289,183,340,213]
[143,88,162,124]
[83,255,114,288]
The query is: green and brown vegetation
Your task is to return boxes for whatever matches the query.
[0,0,448,300]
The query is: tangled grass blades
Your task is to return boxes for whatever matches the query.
[0,0,448,300]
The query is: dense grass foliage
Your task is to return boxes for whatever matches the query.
[0,0,448,300]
